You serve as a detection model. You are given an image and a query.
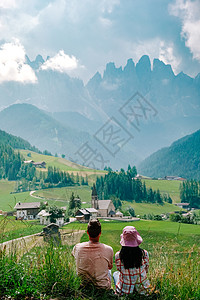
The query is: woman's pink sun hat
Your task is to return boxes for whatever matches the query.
[120,226,143,247]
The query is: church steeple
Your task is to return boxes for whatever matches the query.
[91,183,99,209]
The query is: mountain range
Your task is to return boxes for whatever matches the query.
[0,54,199,170]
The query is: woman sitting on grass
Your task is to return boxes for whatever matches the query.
[113,226,150,296]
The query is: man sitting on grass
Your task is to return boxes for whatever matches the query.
[72,219,113,289]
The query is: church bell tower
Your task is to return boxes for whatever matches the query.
[91,183,99,209]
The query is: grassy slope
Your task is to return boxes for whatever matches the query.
[20,150,106,175]
[142,179,181,203]
[122,201,181,215]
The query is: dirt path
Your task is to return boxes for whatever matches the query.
[0,229,85,256]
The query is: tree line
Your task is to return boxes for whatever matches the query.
[95,165,171,204]
[15,166,88,192]
[180,180,200,208]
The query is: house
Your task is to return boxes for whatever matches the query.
[38,209,65,226]
[14,202,41,220]
[38,210,51,225]
[85,208,98,218]
[33,161,46,168]
[175,203,190,210]
[164,176,186,181]
[24,160,46,168]
[75,209,91,223]
[91,184,115,217]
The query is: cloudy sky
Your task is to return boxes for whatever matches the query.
[0,0,200,83]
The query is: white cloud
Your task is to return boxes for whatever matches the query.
[159,41,181,73]
[41,50,81,74]
[100,0,120,13]
[0,39,37,83]
[0,0,16,9]
[125,38,181,73]
[99,17,112,27]
[169,0,200,61]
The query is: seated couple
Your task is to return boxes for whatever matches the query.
[72,219,150,296]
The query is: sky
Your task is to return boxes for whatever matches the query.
[0,0,200,83]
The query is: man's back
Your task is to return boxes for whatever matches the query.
[72,240,113,289]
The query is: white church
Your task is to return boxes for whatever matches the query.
[91,184,115,217]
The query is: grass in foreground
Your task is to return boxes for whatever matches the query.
[0,220,199,299]
[0,216,43,243]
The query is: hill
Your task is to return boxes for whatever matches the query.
[0,103,137,169]
[138,129,200,179]
[0,103,91,158]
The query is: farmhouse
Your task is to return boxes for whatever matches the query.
[24,160,46,168]
[75,208,98,222]
[14,202,40,220]
[33,161,46,168]
[164,176,186,181]
[175,203,190,210]
[75,209,91,223]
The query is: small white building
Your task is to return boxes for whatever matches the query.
[116,211,123,218]
[38,210,51,225]
[38,210,65,226]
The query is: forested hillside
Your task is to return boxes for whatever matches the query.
[0,129,39,181]
[0,129,39,152]
[138,129,200,180]
[96,166,172,204]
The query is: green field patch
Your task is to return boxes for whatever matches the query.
[143,179,181,203]
[33,186,92,208]
[20,150,106,176]
[122,200,182,215]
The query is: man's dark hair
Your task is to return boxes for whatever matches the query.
[87,219,101,238]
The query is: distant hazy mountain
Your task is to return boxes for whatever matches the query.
[0,103,90,157]
[138,129,200,180]
[52,111,101,135]
[0,54,200,167]
[0,103,137,169]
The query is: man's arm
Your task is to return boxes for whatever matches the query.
[71,245,76,257]
[108,248,114,269]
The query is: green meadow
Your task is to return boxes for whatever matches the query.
[20,150,106,175]
[0,217,199,299]
[142,179,181,203]
[0,178,182,215]
[64,220,200,299]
